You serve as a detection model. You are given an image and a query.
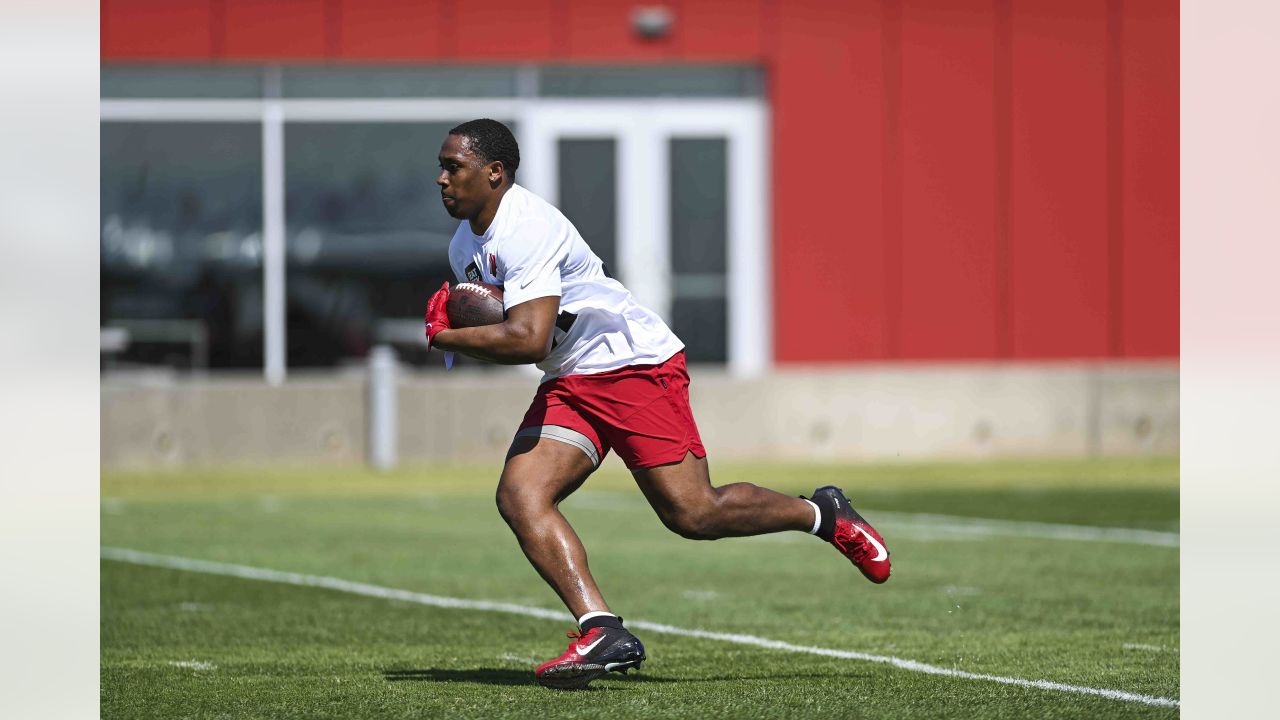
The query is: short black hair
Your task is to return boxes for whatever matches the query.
[448,118,520,183]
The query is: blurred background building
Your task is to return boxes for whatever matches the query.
[100,0,1178,468]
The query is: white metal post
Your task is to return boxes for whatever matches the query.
[367,345,398,471]
[262,69,286,385]
[728,105,771,378]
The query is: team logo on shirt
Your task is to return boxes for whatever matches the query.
[464,261,481,283]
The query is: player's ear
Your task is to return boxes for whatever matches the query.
[488,161,504,187]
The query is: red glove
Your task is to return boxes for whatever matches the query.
[424,281,451,350]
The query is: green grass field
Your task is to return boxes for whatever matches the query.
[102,459,1179,719]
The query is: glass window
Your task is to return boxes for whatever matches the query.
[282,66,520,98]
[101,122,263,370]
[100,66,263,98]
[100,65,763,373]
[283,121,513,368]
[540,65,764,98]
[669,138,729,363]
[557,139,618,277]
[101,64,764,100]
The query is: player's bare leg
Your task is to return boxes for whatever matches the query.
[497,436,609,618]
[633,451,892,582]
[631,452,814,539]
[500,435,648,688]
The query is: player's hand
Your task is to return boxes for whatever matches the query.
[424,281,451,350]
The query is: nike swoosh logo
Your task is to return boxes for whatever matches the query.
[856,525,888,562]
[575,636,606,655]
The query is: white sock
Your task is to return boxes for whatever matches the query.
[802,498,822,535]
[577,610,617,626]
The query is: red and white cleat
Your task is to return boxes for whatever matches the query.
[534,626,646,690]
[811,485,891,583]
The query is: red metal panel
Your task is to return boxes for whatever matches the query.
[102,0,216,60]
[994,0,1013,357]
[222,0,328,59]
[771,0,887,362]
[1009,0,1110,358]
[677,0,766,61]
[101,0,1179,364]
[898,0,999,358]
[1120,0,1179,357]
[564,0,676,61]
[336,0,443,60]
[452,0,556,61]
[881,0,902,358]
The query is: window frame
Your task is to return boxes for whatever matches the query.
[101,74,770,380]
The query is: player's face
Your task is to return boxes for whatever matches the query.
[436,134,494,220]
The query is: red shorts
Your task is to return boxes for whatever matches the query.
[516,351,707,470]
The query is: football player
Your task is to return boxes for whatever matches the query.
[426,119,890,689]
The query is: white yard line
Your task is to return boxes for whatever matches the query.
[1123,643,1171,652]
[868,511,1179,548]
[101,547,1179,709]
[168,660,216,671]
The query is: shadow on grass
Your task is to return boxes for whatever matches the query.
[383,668,870,687]
[383,668,675,687]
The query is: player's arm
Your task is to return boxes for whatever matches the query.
[430,295,559,365]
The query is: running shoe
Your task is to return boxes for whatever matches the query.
[812,485,891,583]
[534,625,646,690]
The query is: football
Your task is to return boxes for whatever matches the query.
[446,282,505,328]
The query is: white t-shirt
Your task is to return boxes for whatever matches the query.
[448,183,684,381]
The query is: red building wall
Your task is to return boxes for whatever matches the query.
[102,0,1179,362]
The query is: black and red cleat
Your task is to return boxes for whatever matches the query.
[812,485,891,583]
[534,626,646,690]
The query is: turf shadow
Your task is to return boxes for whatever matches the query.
[383,668,676,686]
[668,671,876,683]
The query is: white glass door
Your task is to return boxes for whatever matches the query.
[518,100,770,377]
